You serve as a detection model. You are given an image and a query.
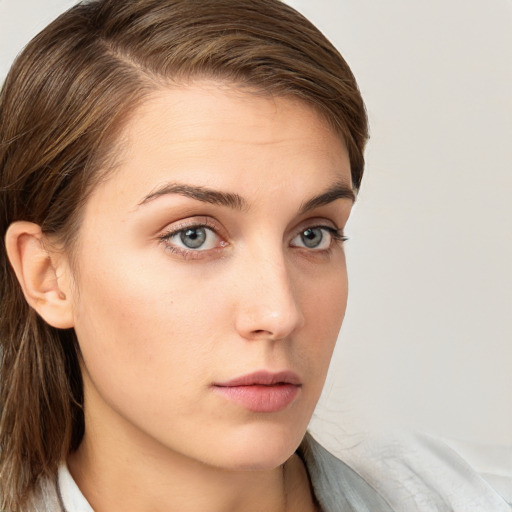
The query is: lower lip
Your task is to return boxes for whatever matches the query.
[213,384,300,413]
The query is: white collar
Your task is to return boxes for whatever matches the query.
[57,463,94,512]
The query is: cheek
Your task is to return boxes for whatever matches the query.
[303,251,348,324]
[70,249,222,414]
[296,262,348,374]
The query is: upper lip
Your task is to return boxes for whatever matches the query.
[214,370,302,387]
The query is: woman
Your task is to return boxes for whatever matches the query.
[0,1,509,511]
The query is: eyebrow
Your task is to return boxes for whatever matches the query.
[299,181,355,213]
[138,180,355,211]
[139,183,247,210]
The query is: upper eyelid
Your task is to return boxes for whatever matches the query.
[293,217,341,234]
[160,217,221,236]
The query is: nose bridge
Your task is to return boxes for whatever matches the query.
[234,242,304,340]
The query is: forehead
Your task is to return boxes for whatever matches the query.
[124,81,345,147]
[92,81,352,209]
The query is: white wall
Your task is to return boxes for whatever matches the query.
[1,0,511,448]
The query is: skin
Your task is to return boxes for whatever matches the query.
[8,81,354,512]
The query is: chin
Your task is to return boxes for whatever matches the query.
[205,420,307,471]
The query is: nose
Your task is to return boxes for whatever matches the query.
[233,249,305,341]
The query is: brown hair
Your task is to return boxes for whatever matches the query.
[0,0,368,509]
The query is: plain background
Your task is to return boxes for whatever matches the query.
[0,0,510,451]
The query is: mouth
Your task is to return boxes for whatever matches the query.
[212,370,302,413]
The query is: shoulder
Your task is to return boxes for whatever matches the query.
[300,431,511,512]
[299,433,394,511]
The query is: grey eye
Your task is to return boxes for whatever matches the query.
[290,226,340,251]
[180,227,207,249]
[301,227,323,248]
[162,223,223,253]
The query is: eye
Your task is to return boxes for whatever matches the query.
[161,224,223,252]
[179,227,208,249]
[290,226,346,250]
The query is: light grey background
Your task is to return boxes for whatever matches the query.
[1,0,510,449]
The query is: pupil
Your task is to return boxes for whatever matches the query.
[302,228,323,248]
[181,228,206,249]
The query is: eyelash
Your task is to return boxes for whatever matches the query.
[314,227,348,245]
[158,221,348,259]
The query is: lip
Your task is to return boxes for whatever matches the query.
[212,370,302,413]
[215,370,302,387]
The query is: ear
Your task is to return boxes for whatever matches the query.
[5,221,74,329]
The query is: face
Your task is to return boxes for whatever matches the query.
[67,81,354,471]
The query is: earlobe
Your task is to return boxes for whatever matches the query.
[4,221,75,329]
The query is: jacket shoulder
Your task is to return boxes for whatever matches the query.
[314,430,511,512]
